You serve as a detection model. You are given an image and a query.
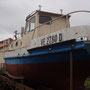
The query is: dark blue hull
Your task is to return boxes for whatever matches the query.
[5,40,90,64]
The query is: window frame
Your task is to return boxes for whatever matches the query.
[26,16,36,32]
[39,15,52,25]
[29,16,36,31]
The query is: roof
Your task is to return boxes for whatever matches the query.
[26,10,70,21]
[0,38,13,44]
[38,10,64,16]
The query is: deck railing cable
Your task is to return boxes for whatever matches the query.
[31,10,90,40]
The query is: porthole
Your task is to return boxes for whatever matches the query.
[77,36,88,41]
[15,42,18,47]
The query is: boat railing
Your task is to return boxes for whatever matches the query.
[31,14,70,40]
[26,11,36,21]
[31,10,90,40]
[4,46,28,57]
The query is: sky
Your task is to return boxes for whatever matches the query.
[0,0,90,41]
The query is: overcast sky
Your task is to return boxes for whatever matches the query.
[0,0,90,41]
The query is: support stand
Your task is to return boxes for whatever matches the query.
[70,48,73,90]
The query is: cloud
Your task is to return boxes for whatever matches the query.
[0,0,90,41]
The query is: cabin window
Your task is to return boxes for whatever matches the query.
[39,16,52,24]
[30,16,36,31]
[26,16,36,32]
[26,21,29,32]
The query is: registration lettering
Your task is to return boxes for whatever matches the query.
[41,33,62,46]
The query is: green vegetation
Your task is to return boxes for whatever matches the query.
[84,77,90,88]
[0,68,7,74]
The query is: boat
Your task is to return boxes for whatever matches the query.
[4,10,90,90]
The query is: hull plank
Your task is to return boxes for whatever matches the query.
[6,59,90,90]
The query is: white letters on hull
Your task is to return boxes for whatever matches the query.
[30,26,89,49]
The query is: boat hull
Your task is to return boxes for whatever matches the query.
[6,59,90,90]
[4,41,90,90]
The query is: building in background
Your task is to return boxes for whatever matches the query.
[0,38,13,69]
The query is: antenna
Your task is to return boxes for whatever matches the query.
[60,9,63,15]
[39,5,42,11]
[14,30,18,40]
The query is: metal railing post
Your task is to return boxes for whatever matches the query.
[70,50,73,90]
